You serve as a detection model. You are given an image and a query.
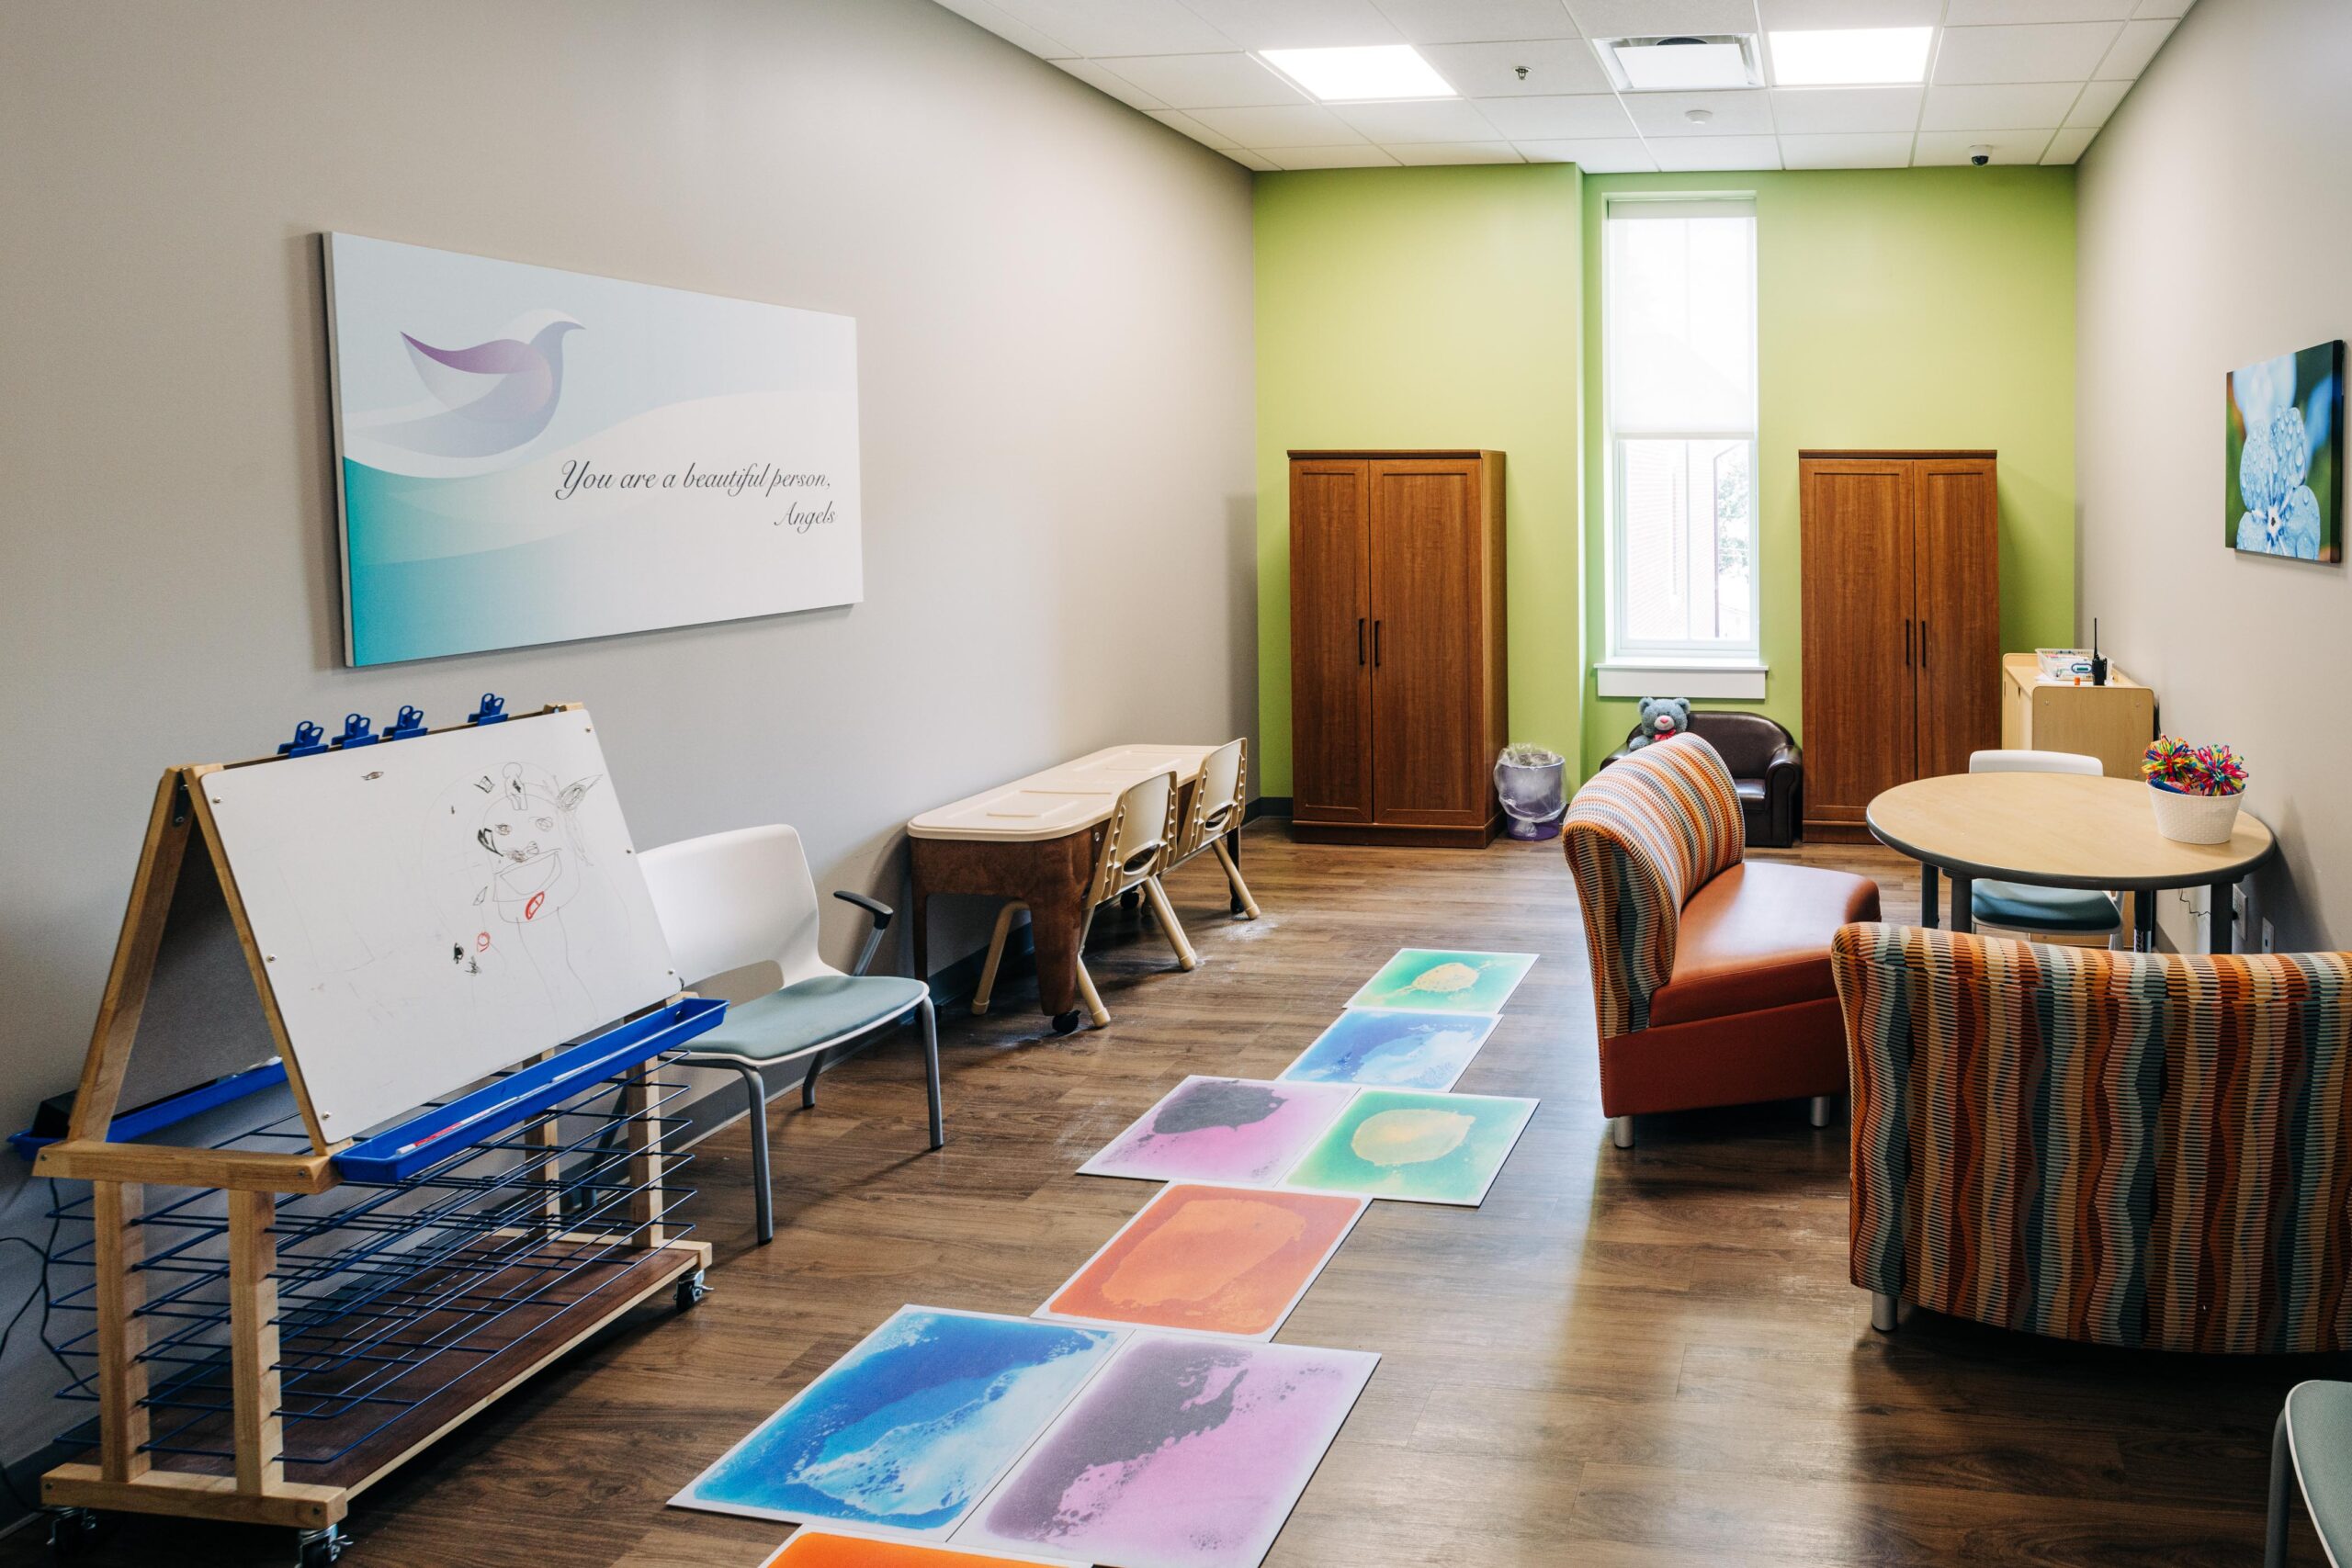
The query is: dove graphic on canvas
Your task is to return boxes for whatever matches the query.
[349,308,582,464]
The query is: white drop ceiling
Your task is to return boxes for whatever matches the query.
[929,0,2191,173]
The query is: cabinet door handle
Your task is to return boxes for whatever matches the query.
[1920,618,1929,671]
[1357,617,1366,667]
[1905,620,1913,668]
[1373,620,1384,668]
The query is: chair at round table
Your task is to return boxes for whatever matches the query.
[1964,750,2124,947]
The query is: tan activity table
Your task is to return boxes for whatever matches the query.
[908,744,1220,1032]
[1866,772,2275,952]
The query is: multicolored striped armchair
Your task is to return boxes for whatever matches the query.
[1566,735,1880,1147]
[1834,922,2352,1353]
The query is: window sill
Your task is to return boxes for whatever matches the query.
[1595,660,1769,701]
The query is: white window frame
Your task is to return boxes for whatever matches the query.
[1598,194,1765,699]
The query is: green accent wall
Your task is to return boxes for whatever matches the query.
[1253,164,1585,797]
[1578,167,2078,773]
[1252,163,2076,795]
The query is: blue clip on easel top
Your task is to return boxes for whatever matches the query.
[277,720,328,758]
[332,996,728,1184]
[383,705,427,741]
[467,693,508,726]
[331,712,379,750]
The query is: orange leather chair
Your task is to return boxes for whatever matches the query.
[1564,735,1879,1148]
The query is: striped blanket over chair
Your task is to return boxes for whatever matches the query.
[1832,922,2352,1354]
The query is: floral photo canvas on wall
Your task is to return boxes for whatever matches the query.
[2227,342,2343,562]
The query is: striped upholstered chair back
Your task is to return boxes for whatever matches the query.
[1564,735,1747,1040]
[1834,922,2352,1354]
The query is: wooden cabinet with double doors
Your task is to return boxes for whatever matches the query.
[1287,449,1507,848]
[1799,449,2000,842]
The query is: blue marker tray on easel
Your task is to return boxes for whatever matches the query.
[333,996,728,1184]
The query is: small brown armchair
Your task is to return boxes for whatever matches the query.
[1566,735,1878,1149]
[1606,711,1802,847]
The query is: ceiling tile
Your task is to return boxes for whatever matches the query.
[1932,22,2124,85]
[1051,58,1168,110]
[1515,136,1658,169]
[1178,0,1401,49]
[929,0,1080,57]
[1474,93,1634,136]
[1226,148,1281,169]
[1097,52,1306,107]
[1913,128,2054,164]
[1768,85,1920,134]
[2041,127,2098,163]
[1148,107,1238,146]
[1921,83,2080,131]
[2094,17,2177,78]
[1649,134,1782,170]
[1942,0,2132,22]
[1387,140,1528,163]
[987,0,1234,56]
[1188,102,1370,145]
[2132,0,2191,16]
[1420,37,1614,94]
[2064,79,2129,127]
[1757,0,1939,24]
[1566,0,1759,34]
[1333,97,1504,140]
[1267,143,1407,166]
[1622,88,1776,136]
[1778,131,1916,168]
[1372,0,1582,43]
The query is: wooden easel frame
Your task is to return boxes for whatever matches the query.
[32,705,710,1532]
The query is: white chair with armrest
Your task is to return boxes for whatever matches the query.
[639,824,943,1245]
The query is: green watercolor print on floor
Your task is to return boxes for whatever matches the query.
[1343,949,1537,1015]
[1281,1088,1540,1207]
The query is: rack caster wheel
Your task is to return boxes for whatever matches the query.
[46,1507,115,1561]
[294,1523,347,1567]
[675,1269,708,1311]
[1051,1010,1081,1036]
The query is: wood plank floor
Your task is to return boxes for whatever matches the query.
[14,828,2344,1566]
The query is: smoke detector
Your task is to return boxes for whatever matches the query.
[1594,34,1764,92]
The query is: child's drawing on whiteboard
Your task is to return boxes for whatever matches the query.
[435,762,605,1014]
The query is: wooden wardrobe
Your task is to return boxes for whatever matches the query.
[1799,450,2000,842]
[1288,449,1507,848]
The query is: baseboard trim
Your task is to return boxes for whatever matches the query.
[1247,795,1290,822]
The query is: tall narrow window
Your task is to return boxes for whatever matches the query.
[1602,197,1759,678]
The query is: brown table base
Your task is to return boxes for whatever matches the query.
[910,829,1097,1032]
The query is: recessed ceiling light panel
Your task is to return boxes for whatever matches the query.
[1767,28,1934,87]
[1595,34,1763,93]
[1256,44,1456,103]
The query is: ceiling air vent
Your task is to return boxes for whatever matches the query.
[1595,34,1764,93]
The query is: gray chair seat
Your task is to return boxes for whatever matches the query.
[2270,1380,2352,1565]
[687,974,930,1065]
[1973,878,2121,933]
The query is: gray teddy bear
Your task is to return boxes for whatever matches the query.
[1627,696,1693,750]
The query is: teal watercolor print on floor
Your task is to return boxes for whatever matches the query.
[1282,1089,1539,1207]
[1344,949,1536,1015]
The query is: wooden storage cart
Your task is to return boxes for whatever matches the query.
[28,705,719,1564]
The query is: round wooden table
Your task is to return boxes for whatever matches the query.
[1866,773,2276,952]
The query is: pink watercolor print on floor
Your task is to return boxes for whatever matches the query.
[1077,1077,1357,1185]
[954,1334,1377,1568]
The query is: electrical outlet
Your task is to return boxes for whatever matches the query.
[2263,919,2276,954]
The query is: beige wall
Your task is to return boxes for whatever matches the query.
[0,0,1251,1462]
[2076,0,2347,952]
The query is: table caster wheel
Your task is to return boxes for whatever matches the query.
[294,1523,347,1567]
[676,1269,708,1311]
[1051,1010,1081,1035]
[47,1508,114,1561]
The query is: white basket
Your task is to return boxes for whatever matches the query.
[2148,784,2244,844]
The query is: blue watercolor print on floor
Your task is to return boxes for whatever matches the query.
[1277,1010,1500,1093]
[672,1305,1124,1535]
